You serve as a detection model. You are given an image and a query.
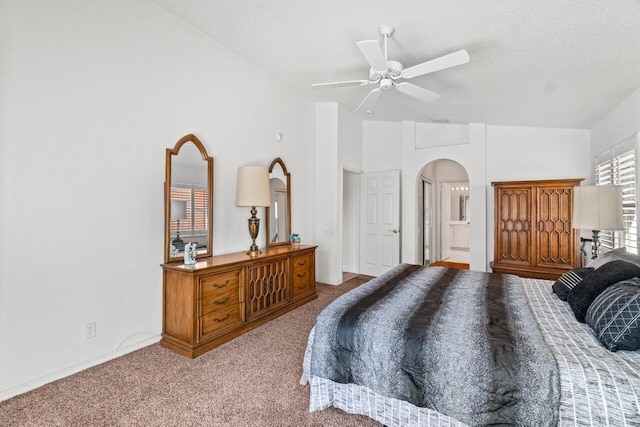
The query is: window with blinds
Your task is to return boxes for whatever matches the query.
[595,145,638,254]
[170,183,208,235]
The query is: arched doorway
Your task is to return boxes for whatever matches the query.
[418,159,470,266]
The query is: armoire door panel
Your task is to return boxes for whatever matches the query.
[536,187,574,267]
[497,188,531,264]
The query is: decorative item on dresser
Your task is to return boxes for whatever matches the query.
[491,178,583,280]
[161,245,317,358]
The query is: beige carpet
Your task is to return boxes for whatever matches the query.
[0,276,380,427]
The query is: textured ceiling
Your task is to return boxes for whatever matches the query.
[152,0,640,129]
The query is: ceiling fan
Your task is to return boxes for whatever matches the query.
[311,25,470,112]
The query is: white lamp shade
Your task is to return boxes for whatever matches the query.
[170,200,187,220]
[573,185,624,231]
[236,166,271,207]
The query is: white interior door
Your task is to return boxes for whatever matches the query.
[359,170,401,276]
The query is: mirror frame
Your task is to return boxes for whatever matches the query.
[164,134,214,263]
[265,157,291,248]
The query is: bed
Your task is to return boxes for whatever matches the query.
[301,263,640,426]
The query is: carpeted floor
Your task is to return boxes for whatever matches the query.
[0,276,380,427]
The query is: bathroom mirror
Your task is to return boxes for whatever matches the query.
[449,183,470,222]
[266,157,291,247]
[164,134,214,263]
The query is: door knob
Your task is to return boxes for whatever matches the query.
[389,229,400,233]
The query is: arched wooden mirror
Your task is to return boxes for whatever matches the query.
[266,157,291,247]
[164,134,214,263]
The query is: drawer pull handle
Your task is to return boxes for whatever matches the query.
[297,260,307,266]
[297,272,306,278]
[212,280,230,289]
[213,312,230,322]
[296,285,306,290]
[213,295,230,305]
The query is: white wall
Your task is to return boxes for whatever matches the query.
[342,171,359,273]
[363,121,403,171]
[0,0,315,400]
[402,122,488,271]
[314,103,363,285]
[591,87,640,159]
[314,103,340,284]
[363,121,591,271]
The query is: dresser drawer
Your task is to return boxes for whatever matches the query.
[199,269,241,300]
[292,276,313,298]
[292,253,314,298]
[292,253,313,275]
[200,305,242,337]
[198,269,241,317]
[199,287,239,316]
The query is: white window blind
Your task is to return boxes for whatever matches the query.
[595,138,638,254]
[170,183,208,236]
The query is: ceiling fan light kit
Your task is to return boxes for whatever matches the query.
[312,24,470,113]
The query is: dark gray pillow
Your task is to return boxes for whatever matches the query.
[567,260,640,323]
[552,268,593,301]
[585,278,640,351]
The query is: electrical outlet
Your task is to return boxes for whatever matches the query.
[85,322,96,339]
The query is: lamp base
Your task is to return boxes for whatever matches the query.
[591,230,601,260]
[246,206,261,257]
[246,247,262,257]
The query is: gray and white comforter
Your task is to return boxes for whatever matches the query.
[303,265,640,426]
[303,264,560,426]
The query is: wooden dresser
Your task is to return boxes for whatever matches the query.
[491,179,583,280]
[161,245,317,358]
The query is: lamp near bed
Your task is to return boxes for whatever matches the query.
[236,166,271,257]
[572,185,624,261]
[170,200,188,245]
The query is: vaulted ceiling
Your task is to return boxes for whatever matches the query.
[153,0,640,129]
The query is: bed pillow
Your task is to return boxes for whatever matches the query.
[567,260,640,323]
[585,278,640,351]
[552,268,594,301]
[586,247,640,269]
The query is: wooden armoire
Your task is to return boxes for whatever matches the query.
[491,178,583,280]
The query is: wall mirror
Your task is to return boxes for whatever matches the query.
[449,183,470,222]
[164,134,214,263]
[266,157,291,247]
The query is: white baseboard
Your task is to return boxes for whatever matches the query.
[0,334,161,402]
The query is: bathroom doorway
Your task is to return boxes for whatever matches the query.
[418,159,470,266]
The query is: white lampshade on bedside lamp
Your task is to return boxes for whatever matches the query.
[170,200,188,245]
[573,185,625,260]
[236,166,271,257]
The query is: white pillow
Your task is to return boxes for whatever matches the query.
[587,247,640,269]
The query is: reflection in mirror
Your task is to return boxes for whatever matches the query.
[266,158,291,247]
[449,183,470,221]
[164,134,213,263]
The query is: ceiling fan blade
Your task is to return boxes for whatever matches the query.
[355,88,381,112]
[311,79,371,89]
[357,40,388,72]
[401,49,470,79]
[395,82,440,103]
